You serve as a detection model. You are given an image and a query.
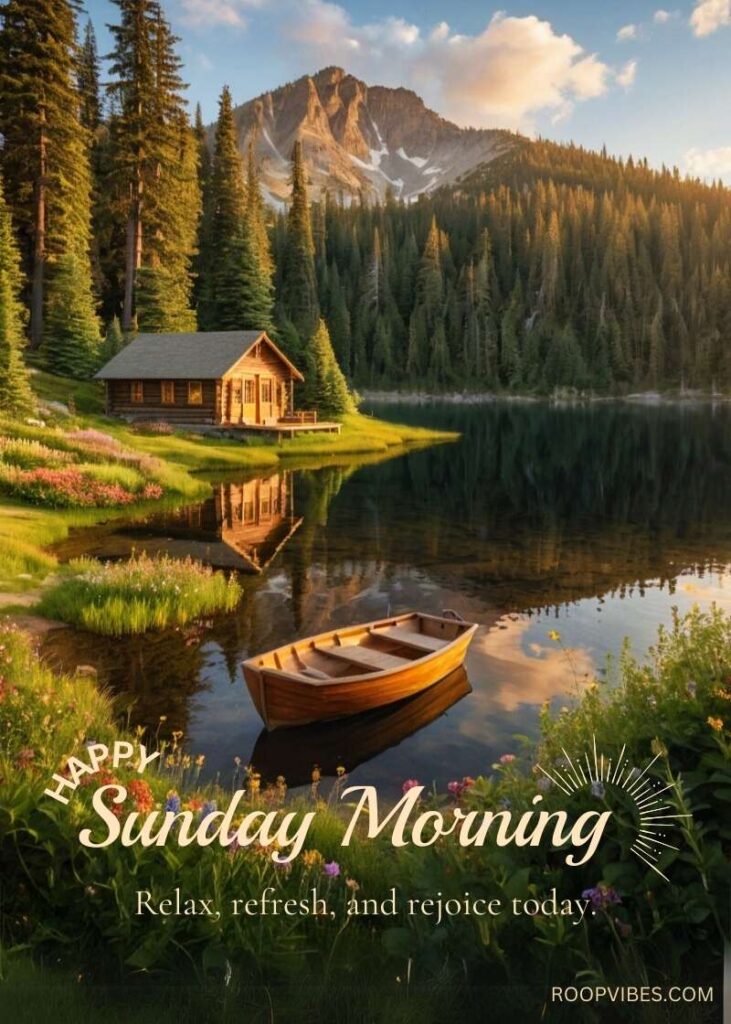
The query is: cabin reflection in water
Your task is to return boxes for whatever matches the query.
[157,474,303,573]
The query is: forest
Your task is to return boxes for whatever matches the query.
[0,0,729,412]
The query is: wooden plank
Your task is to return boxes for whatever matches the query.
[313,644,409,672]
[370,627,449,653]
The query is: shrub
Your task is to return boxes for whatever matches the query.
[36,552,242,635]
[0,465,161,509]
[0,436,77,469]
[133,420,175,436]
[65,428,122,451]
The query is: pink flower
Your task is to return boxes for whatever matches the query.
[499,754,516,765]
[402,779,421,793]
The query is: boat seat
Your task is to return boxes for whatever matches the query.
[299,666,331,680]
[370,627,449,653]
[313,644,408,672]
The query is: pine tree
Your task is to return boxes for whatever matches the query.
[309,319,355,419]
[0,0,101,353]
[106,0,196,332]
[78,20,101,133]
[197,86,269,330]
[281,141,319,345]
[0,177,33,416]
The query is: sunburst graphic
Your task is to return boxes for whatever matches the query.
[535,734,690,882]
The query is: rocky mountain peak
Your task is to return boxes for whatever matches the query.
[227,68,517,206]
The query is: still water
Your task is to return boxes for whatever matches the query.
[41,401,731,793]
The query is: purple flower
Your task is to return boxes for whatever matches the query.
[164,792,181,813]
[582,885,621,910]
[402,779,420,793]
[200,800,217,817]
[323,861,340,878]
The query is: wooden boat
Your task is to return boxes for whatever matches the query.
[249,665,472,785]
[242,610,478,729]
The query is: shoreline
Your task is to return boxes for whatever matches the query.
[361,389,731,406]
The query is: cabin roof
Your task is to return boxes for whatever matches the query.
[94,330,305,381]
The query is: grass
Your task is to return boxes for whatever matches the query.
[35,552,242,635]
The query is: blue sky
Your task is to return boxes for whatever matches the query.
[84,0,731,181]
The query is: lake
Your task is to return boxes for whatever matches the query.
[41,400,731,795]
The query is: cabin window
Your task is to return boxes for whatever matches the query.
[161,381,175,405]
[244,379,255,404]
[187,381,203,405]
[261,380,272,403]
[131,381,144,404]
[232,380,242,403]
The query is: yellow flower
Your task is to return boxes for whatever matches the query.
[707,716,724,732]
[302,850,324,869]
[311,765,321,784]
[336,765,346,777]
[159,715,167,722]
[548,630,561,642]
[650,737,668,758]
[195,754,206,767]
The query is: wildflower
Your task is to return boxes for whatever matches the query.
[548,630,561,642]
[713,688,731,701]
[248,773,261,795]
[647,695,657,707]
[499,754,516,765]
[499,797,511,810]
[84,885,98,897]
[336,765,346,777]
[302,850,324,870]
[195,755,206,767]
[311,765,321,784]
[686,679,697,698]
[650,737,668,758]
[537,776,552,792]
[402,778,420,793]
[164,791,181,813]
[447,780,463,795]
[15,748,35,769]
[581,884,621,910]
[233,756,241,766]
[324,861,341,878]
[128,779,154,814]
[159,715,168,723]
[345,878,360,892]
[200,800,217,817]
[591,781,606,799]
[707,716,724,732]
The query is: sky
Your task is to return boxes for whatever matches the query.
[84,0,731,182]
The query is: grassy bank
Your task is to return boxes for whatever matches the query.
[35,553,242,635]
[0,609,728,1021]
[0,371,456,594]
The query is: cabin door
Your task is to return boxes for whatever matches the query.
[230,379,243,424]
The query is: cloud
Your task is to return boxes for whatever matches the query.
[683,145,731,179]
[690,0,731,36]
[617,23,638,41]
[653,9,676,22]
[177,0,263,29]
[616,59,638,88]
[286,5,612,130]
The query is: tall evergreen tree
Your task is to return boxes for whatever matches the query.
[78,20,101,133]
[309,318,355,418]
[197,86,269,330]
[106,0,196,332]
[0,0,101,356]
[0,177,33,415]
[280,141,319,345]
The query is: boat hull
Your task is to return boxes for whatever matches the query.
[243,614,477,729]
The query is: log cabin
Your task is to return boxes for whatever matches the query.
[95,330,306,427]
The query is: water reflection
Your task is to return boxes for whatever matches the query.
[41,402,731,792]
[52,472,303,573]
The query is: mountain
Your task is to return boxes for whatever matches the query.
[227,66,517,206]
